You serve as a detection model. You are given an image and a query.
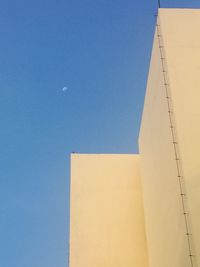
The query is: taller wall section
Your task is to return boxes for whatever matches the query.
[139,8,200,267]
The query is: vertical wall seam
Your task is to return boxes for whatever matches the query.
[156,14,195,267]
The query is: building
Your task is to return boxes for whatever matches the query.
[69,8,200,267]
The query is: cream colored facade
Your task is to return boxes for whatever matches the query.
[70,8,200,267]
[70,154,148,267]
[139,8,200,267]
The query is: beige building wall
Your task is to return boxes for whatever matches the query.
[159,9,200,266]
[139,8,200,267]
[70,154,148,267]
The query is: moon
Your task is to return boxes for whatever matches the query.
[62,86,68,91]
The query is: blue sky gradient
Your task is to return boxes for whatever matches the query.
[0,1,200,267]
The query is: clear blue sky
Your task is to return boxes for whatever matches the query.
[0,1,199,267]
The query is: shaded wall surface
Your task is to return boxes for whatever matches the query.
[139,8,200,267]
[70,154,148,267]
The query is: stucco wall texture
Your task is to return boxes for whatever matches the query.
[139,8,200,267]
[70,154,148,267]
